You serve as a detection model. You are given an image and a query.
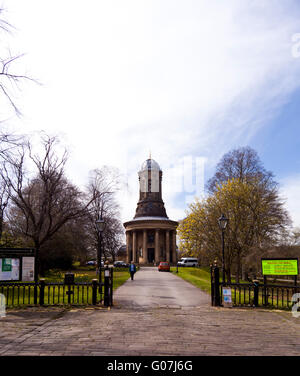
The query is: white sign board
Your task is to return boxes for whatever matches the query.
[0,258,20,281]
[22,257,35,281]
[222,287,233,307]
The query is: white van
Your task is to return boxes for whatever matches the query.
[177,257,199,267]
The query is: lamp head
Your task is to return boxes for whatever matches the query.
[95,217,106,233]
[218,213,229,230]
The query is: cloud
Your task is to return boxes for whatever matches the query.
[5,0,300,224]
[280,174,300,228]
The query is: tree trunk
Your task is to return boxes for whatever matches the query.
[34,242,43,279]
[226,267,231,283]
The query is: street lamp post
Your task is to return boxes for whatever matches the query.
[96,216,106,296]
[218,213,229,284]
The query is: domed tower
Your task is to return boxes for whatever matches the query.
[134,158,167,218]
[123,158,178,265]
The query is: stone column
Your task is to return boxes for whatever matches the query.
[166,230,170,262]
[143,230,147,264]
[132,231,137,263]
[155,229,160,263]
[172,230,177,264]
[126,231,131,263]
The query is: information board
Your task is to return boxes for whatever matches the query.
[261,258,298,276]
[0,258,20,281]
[222,287,232,307]
[22,257,35,281]
[0,248,35,282]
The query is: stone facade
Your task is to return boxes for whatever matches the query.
[123,158,178,264]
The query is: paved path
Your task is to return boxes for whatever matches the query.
[1,267,300,356]
[114,267,210,308]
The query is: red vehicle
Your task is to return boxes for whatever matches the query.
[158,261,170,272]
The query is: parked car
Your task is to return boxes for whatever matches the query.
[158,261,170,272]
[86,260,96,265]
[177,257,199,267]
[114,261,129,268]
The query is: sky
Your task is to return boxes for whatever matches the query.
[2,0,300,228]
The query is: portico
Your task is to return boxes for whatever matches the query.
[124,219,178,264]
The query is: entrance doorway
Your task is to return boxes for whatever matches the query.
[148,248,155,263]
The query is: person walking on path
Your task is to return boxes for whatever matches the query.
[129,261,137,280]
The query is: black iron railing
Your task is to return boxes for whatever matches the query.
[219,282,299,309]
[0,267,114,308]
[211,265,299,310]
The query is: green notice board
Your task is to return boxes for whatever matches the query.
[261,259,298,276]
[2,258,12,272]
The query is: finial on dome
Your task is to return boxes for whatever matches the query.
[149,150,151,160]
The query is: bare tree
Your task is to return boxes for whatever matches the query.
[102,217,124,262]
[0,6,34,209]
[206,146,275,194]
[2,134,96,275]
[0,133,25,242]
[0,7,37,117]
[86,167,122,265]
[0,175,9,240]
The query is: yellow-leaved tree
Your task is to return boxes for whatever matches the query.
[178,177,290,282]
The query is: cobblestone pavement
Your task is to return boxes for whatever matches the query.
[1,270,300,356]
[1,305,300,356]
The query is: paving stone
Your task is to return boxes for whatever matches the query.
[2,287,300,355]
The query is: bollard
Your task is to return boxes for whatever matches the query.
[39,279,45,306]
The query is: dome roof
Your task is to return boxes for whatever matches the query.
[140,158,160,171]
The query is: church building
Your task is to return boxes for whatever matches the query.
[123,158,178,265]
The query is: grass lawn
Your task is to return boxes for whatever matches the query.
[43,265,131,290]
[1,265,131,307]
[171,266,212,294]
[171,267,294,310]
